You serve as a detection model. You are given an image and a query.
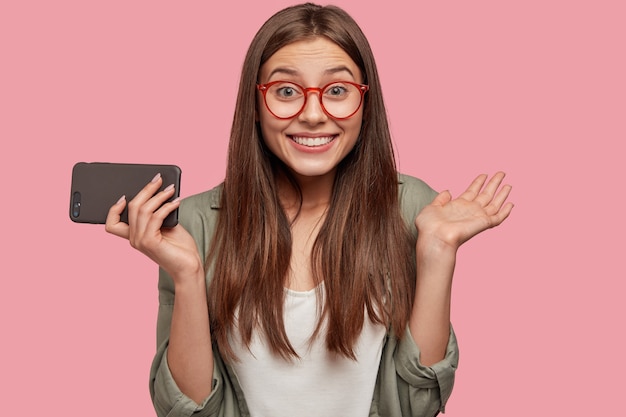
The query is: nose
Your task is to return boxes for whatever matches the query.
[297,90,328,124]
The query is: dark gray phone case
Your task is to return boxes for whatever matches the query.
[69,162,181,228]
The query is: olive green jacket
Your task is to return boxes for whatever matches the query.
[149,174,459,417]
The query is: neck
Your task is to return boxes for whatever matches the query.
[276,169,335,217]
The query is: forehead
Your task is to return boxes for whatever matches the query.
[259,37,361,83]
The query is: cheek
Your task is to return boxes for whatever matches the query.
[343,114,364,140]
[258,111,289,148]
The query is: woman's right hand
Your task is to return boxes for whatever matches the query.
[105,173,204,282]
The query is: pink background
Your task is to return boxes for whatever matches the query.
[2,0,624,415]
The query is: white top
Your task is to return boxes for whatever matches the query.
[229,285,387,417]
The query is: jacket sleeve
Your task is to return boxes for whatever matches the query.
[371,327,459,417]
[148,188,237,417]
[395,326,458,415]
[149,287,226,417]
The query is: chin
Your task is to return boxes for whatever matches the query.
[287,164,338,180]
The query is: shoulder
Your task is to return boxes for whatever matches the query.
[397,173,438,228]
[177,183,223,256]
[179,183,222,216]
[397,173,437,199]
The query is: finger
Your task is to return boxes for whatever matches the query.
[133,184,177,228]
[489,201,514,227]
[475,172,506,206]
[147,197,180,230]
[458,174,488,201]
[105,195,130,239]
[130,199,183,258]
[130,184,178,246]
[485,183,512,215]
[127,173,164,227]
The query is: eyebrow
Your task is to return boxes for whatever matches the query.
[266,65,356,81]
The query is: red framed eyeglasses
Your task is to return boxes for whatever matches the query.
[257,80,369,120]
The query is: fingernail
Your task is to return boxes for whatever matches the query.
[164,184,174,192]
[116,195,126,204]
[151,173,161,183]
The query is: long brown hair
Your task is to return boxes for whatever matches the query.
[208,3,415,361]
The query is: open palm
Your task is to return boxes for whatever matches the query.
[415,172,513,250]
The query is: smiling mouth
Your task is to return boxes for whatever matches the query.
[290,135,336,147]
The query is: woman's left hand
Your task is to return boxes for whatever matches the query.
[415,172,514,251]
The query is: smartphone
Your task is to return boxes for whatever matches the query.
[69,162,182,228]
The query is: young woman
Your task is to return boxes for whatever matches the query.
[106,3,513,417]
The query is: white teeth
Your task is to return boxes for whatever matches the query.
[292,136,334,147]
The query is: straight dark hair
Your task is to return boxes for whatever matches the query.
[208,3,415,361]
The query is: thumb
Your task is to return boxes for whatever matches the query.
[431,190,452,207]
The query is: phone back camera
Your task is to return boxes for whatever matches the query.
[72,192,81,218]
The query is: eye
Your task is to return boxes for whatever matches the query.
[277,87,295,97]
[271,83,303,100]
[324,83,350,98]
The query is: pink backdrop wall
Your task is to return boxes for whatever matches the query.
[2,0,624,415]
